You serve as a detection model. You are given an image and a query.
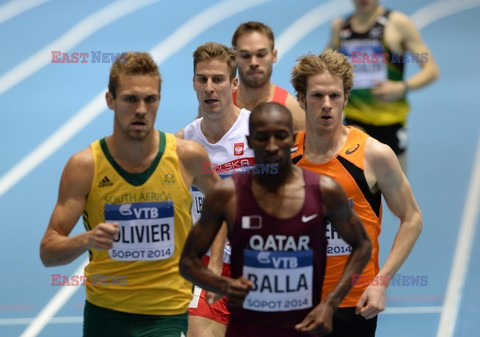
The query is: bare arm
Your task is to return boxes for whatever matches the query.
[176,138,226,274]
[393,12,439,90]
[327,18,345,49]
[40,148,119,266]
[355,139,423,319]
[179,179,252,305]
[372,12,439,101]
[367,138,422,282]
[296,175,371,335]
[285,93,305,132]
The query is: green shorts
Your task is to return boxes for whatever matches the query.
[83,301,187,337]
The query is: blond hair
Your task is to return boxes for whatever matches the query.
[291,48,354,97]
[193,42,237,80]
[108,52,161,98]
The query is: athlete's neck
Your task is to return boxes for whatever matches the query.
[253,161,295,194]
[353,6,384,30]
[200,105,241,144]
[108,130,159,172]
[237,82,274,111]
[304,125,349,164]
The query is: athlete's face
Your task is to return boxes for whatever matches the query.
[194,59,238,118]
[353,0,379,14]
[106,74,160,141]
[235,32,277,89]
[247,108,293,171]
[298,72,348,134]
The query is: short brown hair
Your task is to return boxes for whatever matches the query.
[193,42,237,80]
[108,52,161,98]
[232,21,275,51]
[291,48,354,97]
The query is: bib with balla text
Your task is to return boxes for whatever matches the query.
[242,249,313,312]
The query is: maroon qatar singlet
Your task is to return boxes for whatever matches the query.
[226,169,328,337]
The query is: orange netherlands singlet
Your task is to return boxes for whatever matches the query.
[232,85,288,106]
[291,127,382,307]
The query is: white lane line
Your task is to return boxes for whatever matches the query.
[150,0,271,64]
[437,132,480,337]
[1,306,443,326]
[0,93,106,198]
[19,258,88,337]
[276,0,353,62]
[0,316,83,326]
[411,2,480,336]
[411,0,480,30]
[15,2,271,336]
[384,306,443,315]
[0,0,160,95]
[0,0,50,24]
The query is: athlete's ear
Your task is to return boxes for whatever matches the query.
[106,91,115,110]
[297,93,306,111]
[343,93,349,110]
[232,76,239,93]
[272,49,278,63]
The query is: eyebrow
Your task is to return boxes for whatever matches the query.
[238,48,269,53]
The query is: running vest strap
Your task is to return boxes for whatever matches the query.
[83,131,193,315]
[291,127,382,307]
[338,9,409,125]
[228,169,327,332]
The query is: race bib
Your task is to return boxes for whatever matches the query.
[325,221,352,256]
[340,39,387,90]
[243,250,313,312]
[105,202,174,261]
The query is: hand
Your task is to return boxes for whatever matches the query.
[355,284,386,319]
[87,222,119,250]
[223,276,253,307]
[371,80,407,102]
[295,301,334,336]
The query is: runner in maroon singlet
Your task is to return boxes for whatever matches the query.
[180,102,372,337]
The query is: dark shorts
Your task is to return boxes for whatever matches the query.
[83,300,187,337]
[344,118,408,155]
[324,307,377,337]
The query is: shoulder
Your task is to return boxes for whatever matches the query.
[388,10,417,34]
[176,138,209,162]
[175,128,185,139]
[331,17,346,31]
[364,136,402,180]
[67,146,94,173]
[61,146,95,193]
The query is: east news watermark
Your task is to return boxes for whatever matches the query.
[350,51,429,64]
[51,274,128,286]
[201,163,279,175]
[352,274,429,287]
[50,51,128,63]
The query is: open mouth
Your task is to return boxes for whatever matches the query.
[204,99,219,104]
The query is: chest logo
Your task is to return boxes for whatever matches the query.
[164,173,175,185]
[234,143,245,156]
[98,176,113,187]
[345,143,360,155]
[302,214,318,223]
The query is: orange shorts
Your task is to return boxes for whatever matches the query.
[188,256,231,325]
